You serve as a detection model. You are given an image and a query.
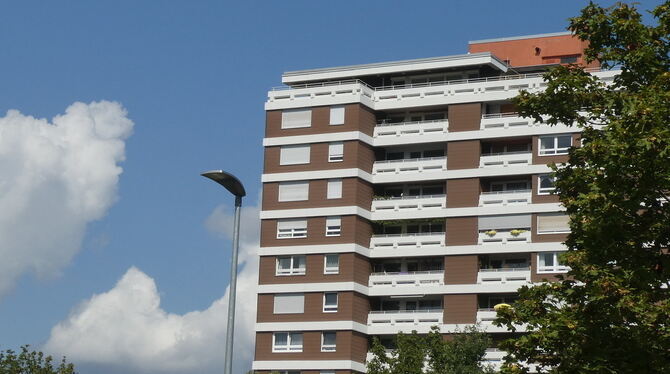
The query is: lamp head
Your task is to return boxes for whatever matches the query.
[201,170,246,198]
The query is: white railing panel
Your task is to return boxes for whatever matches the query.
[369,271,444,287]
[370,232,446,249]
[478,229,531,244]
[371,194,446,212]
[479,152,532,168]
[477,268,531,284]
[372,157,447,175]
[367,310,443,326]
[374,119,448,138]
[478,190,532,206]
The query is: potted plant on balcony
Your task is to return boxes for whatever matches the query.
[484,229,497,237]
[510,229,527,237]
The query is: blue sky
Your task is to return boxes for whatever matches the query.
[0,1,664,373]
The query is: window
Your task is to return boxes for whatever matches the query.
[323,292,338,312]
[328,142,344,162]
[280,145,310,165]
[281,109,311,129]
[278,181,309,202]
[537,213,570,234]
[539,135,572,156]
[327,179,343,199]
[273,332,303,352]
[321,332,337,352]
[277,219,307,239]
[274,294,305,314]
[537,252,569,273]
[329,106,345,125]
[276,255,306,275]
[325,217,341,237]
[324,254,339,274]
[538,175,556,194]
[560,55,578,64]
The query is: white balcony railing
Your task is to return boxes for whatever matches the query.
[478,189,532,206]
[477,267,531,284]
[372,157,447,175]
[371,194,446,212]
[367,309,443,326]
[369,270,444,287]
[476,309,498,324]
[479,151,532,168]
[480,112,535,129]
[479,229,531,244]
[374,119,448,138]
[370,232,445,249]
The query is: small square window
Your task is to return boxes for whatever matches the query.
[323,292,338,312]
[327,179,343,199]
[329,106,345,125]
[538,174,556,195]
[324,254,340,274]
[325,217,341,237]
[321,332,337,352]
[328,142,344,162]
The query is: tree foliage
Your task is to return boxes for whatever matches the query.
[495,1,670,373]
[366,326,493,374]
[0,346,75,374]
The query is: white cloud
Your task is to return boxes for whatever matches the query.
[0,101,133,298]
[45,203,261,374]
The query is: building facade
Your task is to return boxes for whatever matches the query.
[252,32,615,374]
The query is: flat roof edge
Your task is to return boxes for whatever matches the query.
[469,31,573,45]
[282,52,501,79]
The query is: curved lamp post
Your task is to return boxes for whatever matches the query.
[201,170,246,374]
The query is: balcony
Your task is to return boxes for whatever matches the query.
[478,189,532,206]
[479,229,530,244]
[369,270,444,287]
[476,308,498,324]
[479,151,532,168]
[477,267,531,284]
[374,119,448,138]
[372,157,447,175]
[480,112,535,129]
[370,232,445,249]
[367,309,443,326]
[371,194,446,212]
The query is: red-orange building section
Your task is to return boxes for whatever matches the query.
[469,33,598,68]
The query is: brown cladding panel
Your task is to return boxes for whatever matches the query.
[446,178,480,208]
[260,216,371,247]
[258,253,370,286]
[262,178,372,211]
[265,104,376,138]
[254,331,365,362]
[447,140,480,170]
[446,217,478,246]
[256,291,369,324]
[530,252,563,282]
[448,103,482,132]
[444,255,478,284]
[530,213,568,243]
[444,294,477,324]
[264,141,374,174]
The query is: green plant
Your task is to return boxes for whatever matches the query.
[484,230,497,237]
[509,229,527,237]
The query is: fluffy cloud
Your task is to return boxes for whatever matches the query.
[0,102,133,298]
[45,203,260,374]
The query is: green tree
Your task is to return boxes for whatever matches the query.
[367,326,493,374]
[495,1,670,373]
[0,346,76,374]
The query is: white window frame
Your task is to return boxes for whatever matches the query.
[327,179,343,199]
[325,216,341,237]
[279,144,311,165]
[281,109,312,129]
[538,135,572,156]
[272,332,303,352]
[324,254,340,274]
[273,293,305,314]
[321,332,337,352]
[537,252,570,273]
[277,219,307,239]
[323,292,338,313]
[276,255,306,276]
[278,181,309,202]
[329,106,345,125]
[538,174,556,195]
[328,142,344,162]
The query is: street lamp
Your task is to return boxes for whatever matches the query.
[201,170,246,374]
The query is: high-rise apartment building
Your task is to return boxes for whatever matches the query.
[252,32,615,374]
